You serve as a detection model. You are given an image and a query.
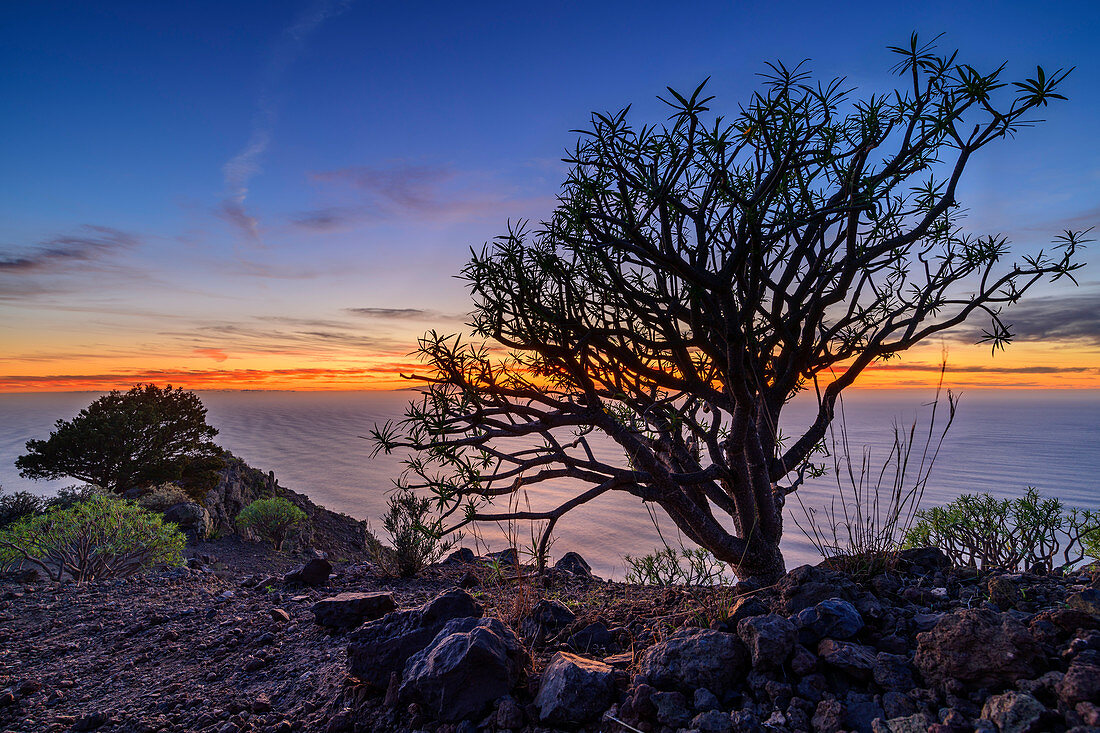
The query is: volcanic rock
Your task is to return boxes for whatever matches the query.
[398,617,527,722]
[981,691,1049,733]
[737,613,796,669]
[312,592,395,630]
[795,598,864,644]
[554,551,593,576]
[534,651,615,725]
[347,588,483,687]
[638,627,749,697]
[915,609,1044,690]
[520,598,575,644]
[284,558,331,587]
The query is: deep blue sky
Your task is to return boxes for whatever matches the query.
[1,0,1098,389]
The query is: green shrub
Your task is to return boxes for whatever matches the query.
[43,484,107,512]
[235,497,307,551]
[380,490,453,577]
[0,486,44,528]
[1084,524,1100,565]
[0,494,185,583]
[903,487,1100,572]
[136,483,192,512]
[624,546,731,586]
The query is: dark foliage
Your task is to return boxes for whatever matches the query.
[16,384,223,497]
[373,36,1085,582]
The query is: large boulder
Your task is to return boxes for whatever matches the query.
[638,628,750,698]
[284,558,331,587]
[915,609,1044,691]
[737,614,796,670]
[535,651,616,726]
[776,565,859,615]
[347,588,483,687]
[795,598,864,644]
[399,617,528,722]
[162,502,212,543]
[312,592,395,630]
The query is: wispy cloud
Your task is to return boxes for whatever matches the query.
[159,316,408,360]
[221,0,354,243]
[344,306,465,321]
[295,162,554,229]
[0,226,137,273]
[0,226,143,300]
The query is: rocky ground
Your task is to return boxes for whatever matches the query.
[1,542,1098,733]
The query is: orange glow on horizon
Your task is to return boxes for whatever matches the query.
[1,336,1096,393]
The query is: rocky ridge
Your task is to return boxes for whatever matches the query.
[0,545,1098,733]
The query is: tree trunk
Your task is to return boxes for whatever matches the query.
[729,537,786,585]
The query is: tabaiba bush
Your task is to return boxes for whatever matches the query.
[903,487,1100,572]
[235,496,307,551]
[380,490,453,577]
[0,494,185,583]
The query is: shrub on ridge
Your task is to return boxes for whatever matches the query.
[235,496,307,551]
[0,494,185,584]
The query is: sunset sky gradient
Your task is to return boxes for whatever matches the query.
[2,0,1098,392]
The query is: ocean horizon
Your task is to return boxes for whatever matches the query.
[2,388,1098,579]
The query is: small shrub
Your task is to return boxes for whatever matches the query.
[624,546,731,586]
[904,487,1100,572]
[380,490,453,577]
[235,497,307,551]
[0,486,44,528]
[136,483,193,512]
[0,494,185,583]
[1083,523,1100,565]
[43,484,106,512]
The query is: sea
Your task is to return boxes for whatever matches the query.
[1,389,1098,579]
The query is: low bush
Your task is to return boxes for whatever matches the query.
[624,545,731,586]
[43,484,106,512]
[380,490,453,577]
[235,497,306,551]
[0,486,44,528]
[0,494,185,583]
[136,483,193,512]
[903,487,1100,572]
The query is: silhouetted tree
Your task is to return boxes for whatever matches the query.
[17,384,222,496]
[372,36,1086,582]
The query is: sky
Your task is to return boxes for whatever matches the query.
[1,0,1098,392]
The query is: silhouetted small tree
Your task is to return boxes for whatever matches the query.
[373,36,1086,582]
[17,384,222,497]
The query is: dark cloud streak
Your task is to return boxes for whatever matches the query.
[0,226,137,273]
[950,291,1100,347]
